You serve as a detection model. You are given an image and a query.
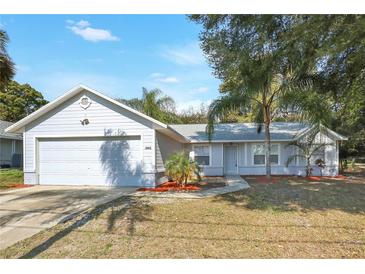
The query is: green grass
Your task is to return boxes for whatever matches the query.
[1,174,364,258]
[0,169,24,189]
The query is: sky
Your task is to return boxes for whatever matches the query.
[0,15,221,112]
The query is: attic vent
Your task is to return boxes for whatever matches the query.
[79,96,91,109]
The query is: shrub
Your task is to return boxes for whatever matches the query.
[165,151,201,186]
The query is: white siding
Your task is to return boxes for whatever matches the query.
[211,143,223,167]
[23,90,157,186]
[155,131,183,172]
[184,134,339,176]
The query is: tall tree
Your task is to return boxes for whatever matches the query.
[117,87,182,124]
[0,81,48,122]
[178,104,209,124]
[0,30,15,89]
[304,15,365,158]
[190,15,329,178]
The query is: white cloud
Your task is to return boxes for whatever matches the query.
[75,20,90,28]
[189,86,209,94]
[161,42,205,66]
[149,73,179,83]
[66,20,119,42]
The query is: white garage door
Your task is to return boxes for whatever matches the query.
[38,136,142,186]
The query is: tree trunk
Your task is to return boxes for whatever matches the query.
[306,158,312,177]
[264,121,271,179]
[262,85,272,179]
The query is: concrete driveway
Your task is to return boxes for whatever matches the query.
[0,185,136,250]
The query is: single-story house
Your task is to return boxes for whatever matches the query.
[0,120,23,168]
[6,85,347,187]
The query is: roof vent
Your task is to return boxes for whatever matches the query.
[79,95,92,109]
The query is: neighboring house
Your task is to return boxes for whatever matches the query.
[0,120,23,168]
[6,85,347,187]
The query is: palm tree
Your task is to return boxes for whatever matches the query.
[285,126,334,177]
[0,30,15,89]
[165,151,201,186]
[117,87,181,124]
[207,72,314,178]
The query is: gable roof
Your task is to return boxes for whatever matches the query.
[169,122,348,142]
[6,85,168,133]
[0,120,22,140]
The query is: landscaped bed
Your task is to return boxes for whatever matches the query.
[138,181,201,192]
[138,177,227,192]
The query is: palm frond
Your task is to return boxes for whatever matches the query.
[206,92,250,140]
[285,154,305,167]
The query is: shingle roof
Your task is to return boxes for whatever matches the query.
[169,122,313,142]
[0,120,23,140]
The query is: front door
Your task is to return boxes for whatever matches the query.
[224,145,238,175]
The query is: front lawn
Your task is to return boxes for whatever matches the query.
[1,174,364,258]
[0,169,23,189]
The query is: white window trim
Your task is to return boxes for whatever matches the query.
[192,144,211,167]
[252,143,281,166]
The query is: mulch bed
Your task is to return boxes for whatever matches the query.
[305,175,347,181]
[138,181,201,192]
[0,183,33,189]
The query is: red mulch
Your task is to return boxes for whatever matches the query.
[5,184,33,189]
[138,181,201,192]
[305,175,347,181]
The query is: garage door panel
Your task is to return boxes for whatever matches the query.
[38,136,142,186]
[39,162,142,175]
[39,151,141,162]
[39,174,143,186]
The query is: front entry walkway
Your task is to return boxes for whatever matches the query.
[132,176,250,199]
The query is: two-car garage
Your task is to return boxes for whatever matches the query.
[38,136,142,186]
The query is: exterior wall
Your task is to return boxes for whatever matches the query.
[0,138,23,167]
[23,90,156,186]
[185,131,339,177]
[155,131,183,172]
[184,143,224,176]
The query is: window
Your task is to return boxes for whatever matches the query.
[253,144,279,165]
[253,144,265,165]
[194,145,210,166]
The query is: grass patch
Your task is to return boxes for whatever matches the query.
[0,169,23,189]
[0,175,364,259]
